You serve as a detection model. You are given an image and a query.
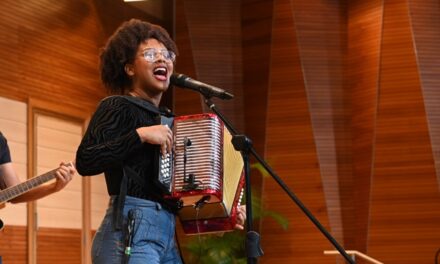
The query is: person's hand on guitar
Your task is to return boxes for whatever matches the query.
[1,161,76,204]
[52,162,76,192]
[1,133,76,204]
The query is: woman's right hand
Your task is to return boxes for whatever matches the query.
[136,125,173,156]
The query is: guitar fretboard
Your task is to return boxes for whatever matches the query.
[0,168,58,203]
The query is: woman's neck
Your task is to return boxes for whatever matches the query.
[128,89,161,107]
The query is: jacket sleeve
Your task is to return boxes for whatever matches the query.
[0,132,12,165]
[75,97,143,176]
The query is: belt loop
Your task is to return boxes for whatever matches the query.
[156,203,162,211]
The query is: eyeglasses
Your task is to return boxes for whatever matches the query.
[141,48,176,62]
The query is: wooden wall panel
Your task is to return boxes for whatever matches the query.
[368,0,440,263]
[241,0,273,155]
[262,0,332,262]
[36,227,81,264]
[177,0,244,131]
[173,0,202,116]
[35,115,83,229]
[290,0,349,247]
[0,226,27,264]
[1,227,82,264]
[408,0,440,189]
[348,0,383,253]
[241,0,274,233]
[0,0,106,113]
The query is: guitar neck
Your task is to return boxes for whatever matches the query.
[0,167,62,203]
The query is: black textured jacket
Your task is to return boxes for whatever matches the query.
[75,96,173,209]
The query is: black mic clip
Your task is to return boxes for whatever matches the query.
[183,173,199,191]
[194,195,211,210]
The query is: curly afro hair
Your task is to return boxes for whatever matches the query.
[99,19,178,94]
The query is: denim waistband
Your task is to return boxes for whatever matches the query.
[110,195,163,210]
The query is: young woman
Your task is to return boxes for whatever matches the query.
[76,19,245,264]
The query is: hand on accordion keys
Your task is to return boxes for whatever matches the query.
[136,124,173,156]
[235,205,247,230]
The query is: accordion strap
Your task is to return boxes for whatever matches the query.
[112,166,146,231]
[106,95,174,117]
[118,95,161,114]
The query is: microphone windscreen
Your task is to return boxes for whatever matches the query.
[170,73,187,86]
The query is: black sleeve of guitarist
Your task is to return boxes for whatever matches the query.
[75,96,164,201]
[0,132,12,166]
[0,132,12,190]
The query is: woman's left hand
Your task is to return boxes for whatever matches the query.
[234,205,246,230]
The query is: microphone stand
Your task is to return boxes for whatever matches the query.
[202,96,355,264]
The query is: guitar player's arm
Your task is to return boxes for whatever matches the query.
[0,161,76,204]
[0,132,76,203]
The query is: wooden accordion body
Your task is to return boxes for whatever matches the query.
[158,113,244,234]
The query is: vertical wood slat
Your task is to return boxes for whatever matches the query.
[290,0,349,247]
[27,97,37,264]
[262,0,332,262]
[348,0,383,252]
[242,0,273,156]
[241,0,274,233]
[82,177,92,264]
[408,0,440,189]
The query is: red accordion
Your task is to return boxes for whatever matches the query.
[157,113,244,234]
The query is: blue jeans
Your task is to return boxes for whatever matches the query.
[91,196,183,264]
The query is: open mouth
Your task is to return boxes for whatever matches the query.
[153,66,168,81]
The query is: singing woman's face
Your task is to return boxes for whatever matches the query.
[125,38,175,98]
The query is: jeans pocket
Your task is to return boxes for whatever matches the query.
[132,207,164,248]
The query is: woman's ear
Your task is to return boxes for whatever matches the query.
[125,64,135,77]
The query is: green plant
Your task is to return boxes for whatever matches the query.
[183,163,288,264]
[185,232,247,264]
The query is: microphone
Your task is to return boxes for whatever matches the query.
[170,73,234,100]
